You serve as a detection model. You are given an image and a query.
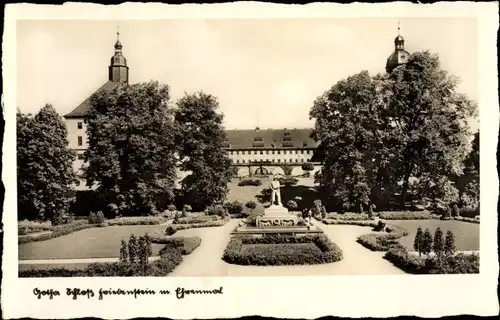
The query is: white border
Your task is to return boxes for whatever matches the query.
[2,2,499,318]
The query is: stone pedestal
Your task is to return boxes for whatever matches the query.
[256,205,299,227]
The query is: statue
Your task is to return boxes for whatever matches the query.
[270,177,282,206]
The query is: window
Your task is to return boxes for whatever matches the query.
[307,150,311,155]
[77,122,83,129]
[77,153,84,160]
[284,159,287,163]
[77,136,83,146]
[277,159,281,163]
[301,158,305,162]
[236,151,239,155]
[301,150,304,154]
[284,150,287,155]
[260,151,263,155]
[277,150,281,155]
[243,160,246,163]
[254,151,257,155]
[236,160,240,164]
[295,159,298,163]
[272,150,275,155]
[266,150,269,154]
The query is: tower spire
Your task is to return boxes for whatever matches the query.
[397,20,400,36]
[117,21,120,41]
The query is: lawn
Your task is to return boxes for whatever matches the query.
[19,224,167,260]
[389,220,480,251]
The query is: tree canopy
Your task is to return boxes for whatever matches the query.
[84,81,178,217]
[17,105,76,223]
[175,92,232,211]
[310,51,477,211]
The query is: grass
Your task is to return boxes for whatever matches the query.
[389,220,480,251]
[19,224,167,260]
[241,243,322,255]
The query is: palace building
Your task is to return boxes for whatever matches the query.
[64,25,409,189]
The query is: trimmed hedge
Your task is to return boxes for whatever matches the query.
[172,216,214,225]
[322,219,378,227]
[152,236,202,255]
[18,221,97,244]
[168,218,229,233]
[19,245,183,277]
[106,216,167,226]
[454,216,480,224]
[378,211,440,220]
[222,234,343,266]
[384,245,480,274]
[356,224,409,251]
[237,179,262,186]
[326,212,372,221]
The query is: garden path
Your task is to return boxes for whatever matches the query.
[170,220,405,276]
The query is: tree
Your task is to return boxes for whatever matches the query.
[245,201,257,215]
[444,230,456,256]
[413,227,424,256]
[464,131,479,173]
[84,81,178,217]
[422,228,433,257]
[433,227,444,257]
[301,162,314,176]
[17,105,77,223]
[286,200,298,211]
[383,51,477,208]
[175,92,232,211]
[119,240,129,263]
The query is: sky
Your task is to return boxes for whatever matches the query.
[17,18,478,131]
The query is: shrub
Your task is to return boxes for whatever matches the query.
[227,201,244,214]
[245,201,257,214]
[413,227,424,256]
[326,212,371,221]
[206,205,227,217]
[459,206,479,218]
[373,220,387,231]
[356,224,409,251]
[451,204,460,217]
[422,228,433,256]
[165,225,177,236]
[433,227,444,257]
[378,211,438,220]
[88,211,105,224]
[222,234,342,266]
[167,204,177,212]
[322,219,378,228]
[278,176,298,188]
[172,215,214,225]
[183,204,192,212]
[106,216,166,226]
[167,219,229,232]
[444,230,456,256]
[119,240,129,263]
[238,179,262,186]
[287,200,298,211]
[301,162,314,172]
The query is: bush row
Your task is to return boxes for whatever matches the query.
[453,216,480,224]
[237,179,262,186]
[107,216,168,226]
[384,245,480,274]
[322,219,378,227]
[172,216,215,225]
[222,234,343,266]
[152,236,202,255]
[325,212,372,221]
[18,222,98,244]
[19,246,183,277]
[377,211,440,220]
[17,220,53,235]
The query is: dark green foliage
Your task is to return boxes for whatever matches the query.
[357,224,409,251]
[175,92,232,211]
[287,200,298,211]
[168,219,228,232]
[84,81,178,217]
[321,205,327,219]
[119,240,128,263]
[206,204,227,217]
[451,203,460,217]
[444,230,456,256]
[301,162,314,172]
[278,176,299,188]
[17,106,76,222]
[238,179,262,186]
[88,211,105,224]
[413,227,423,256]
[422,228,433,256]
[222,235,343,266]
[245,201,257,215]
[165,225,177,236]
[18,221,93,244]
[433,227,444,257]
[172,215,214,225]
[128,234,139,264]
[155,236,202,255]
[167,204,177,212]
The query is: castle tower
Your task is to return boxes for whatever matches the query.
[108,24,129,83]
[385,21,411,73]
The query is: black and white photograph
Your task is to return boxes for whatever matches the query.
[2,2,499,319]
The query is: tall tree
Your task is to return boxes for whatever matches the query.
[17,105,76,223]
[383,51,477,208]
[84,81,178,217]
[175,92,232,210]
[310,71,384,210]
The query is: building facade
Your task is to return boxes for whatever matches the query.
[64,26,408,189]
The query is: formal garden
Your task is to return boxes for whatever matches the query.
[17,51,480,277]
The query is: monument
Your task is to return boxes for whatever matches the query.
[255,177,299,227]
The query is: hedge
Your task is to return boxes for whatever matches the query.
[377,211,441,220]
[356,224,409,251]
[237,179,262,187]
[322,219,378,227]
[18,221,98,244]
[168,219,229,232]
[384,245,479,274]
[106,216,167,226]
[18,220,53,235]
[454,216,480,224]
[152,236,202,255]
[222,234,343,266]
[172,216,214,225]
[19,246,183,277]
[325,212,372,221]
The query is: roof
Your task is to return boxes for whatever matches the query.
[64,81,120,118]
[224,128,318,149]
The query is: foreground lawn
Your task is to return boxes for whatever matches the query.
[19,225,167,260]
[389,220,479,251]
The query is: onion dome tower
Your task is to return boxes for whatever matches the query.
[385,21,410,73]
[108,23,129,83]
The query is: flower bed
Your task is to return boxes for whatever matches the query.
[169,218,229,232]
[222,234,343,266]
[172,216,215,225]
[325,212,372,221]
[19,246,183,277]
[151,236,202,255]
[107,216,168,226]
[356,224,409,251]
[378,211,441,220]
[384,245,479,274]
